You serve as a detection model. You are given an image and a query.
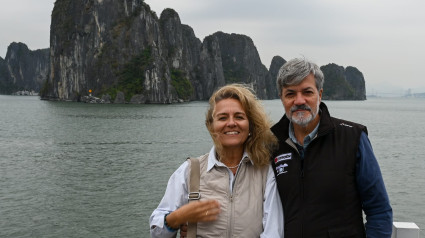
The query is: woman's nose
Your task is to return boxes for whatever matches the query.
[227,118,236,127]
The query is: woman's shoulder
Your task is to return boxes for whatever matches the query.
[187,153,210,162]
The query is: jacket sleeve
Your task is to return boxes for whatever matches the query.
[356,132,393,238]
[149,161,189,238]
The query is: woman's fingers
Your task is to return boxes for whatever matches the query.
[181,200,221,223]
[167,200,221,229]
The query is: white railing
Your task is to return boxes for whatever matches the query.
[392,222,420,238]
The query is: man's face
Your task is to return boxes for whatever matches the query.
[280,73,322,127]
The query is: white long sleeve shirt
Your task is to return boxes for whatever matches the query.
[149,147,284,237]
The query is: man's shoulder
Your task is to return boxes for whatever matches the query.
[271,115,289,136]
[330,116,367,133]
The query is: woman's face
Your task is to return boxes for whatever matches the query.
[212,98,250,151]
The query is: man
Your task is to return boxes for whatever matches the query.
[271,58,393,237]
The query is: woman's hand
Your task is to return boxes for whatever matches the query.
[166,200,221,229]
[179,223,187,238]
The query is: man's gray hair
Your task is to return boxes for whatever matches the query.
[276,58,324,96]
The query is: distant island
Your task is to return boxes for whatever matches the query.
[1,1,366,102]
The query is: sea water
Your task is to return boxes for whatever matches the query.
[0,96,424,237]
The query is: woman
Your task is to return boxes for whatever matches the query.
[149,84,284,237]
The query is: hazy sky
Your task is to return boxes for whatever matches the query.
[1,0,424,95]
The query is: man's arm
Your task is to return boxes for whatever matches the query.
[356,132,393,238]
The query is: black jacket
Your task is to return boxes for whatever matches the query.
[271,102,367,238]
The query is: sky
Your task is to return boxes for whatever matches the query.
[1,0,424,96]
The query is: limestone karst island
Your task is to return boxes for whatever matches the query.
[0,0,366,103]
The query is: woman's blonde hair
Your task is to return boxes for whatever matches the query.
[205,84,277,167]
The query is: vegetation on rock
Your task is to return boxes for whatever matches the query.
[171,69,193,100]
[103,47,153,101]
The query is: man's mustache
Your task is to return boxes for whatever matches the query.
[290,105,312,113]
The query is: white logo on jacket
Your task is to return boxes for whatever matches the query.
[276,163,288,175]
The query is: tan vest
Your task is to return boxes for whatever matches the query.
[192,153,269,238]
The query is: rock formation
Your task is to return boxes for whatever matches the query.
[1,1,367,101]
[0,42,49,94]
[321,63,366,100]
[0,57,14,94]
[268,56,287,97]
[42,0,280,102]
[345,66,366,100]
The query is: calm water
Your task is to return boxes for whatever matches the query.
[0,95,424,237]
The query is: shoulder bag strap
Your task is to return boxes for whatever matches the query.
[187,157,200,238]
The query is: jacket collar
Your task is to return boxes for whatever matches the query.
[271,102,335,141]
[207,146,252,172]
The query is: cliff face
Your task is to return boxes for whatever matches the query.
[44,0,278,102]
[2,1,366,101]
[269,56,286,97]
[345,66,366,100]
[211,32,277,99]
[0,42,49,94]
[46,0,169,102]
[321,63,366,100]
[0,57,15,94]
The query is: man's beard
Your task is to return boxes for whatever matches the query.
[288,100,320,127]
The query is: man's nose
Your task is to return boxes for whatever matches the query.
[294,93,306,105]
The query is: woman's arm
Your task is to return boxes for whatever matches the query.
[149,161,189,238]
[149,161,221,238]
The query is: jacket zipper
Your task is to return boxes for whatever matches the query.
[228,194,234,238]
[228,162,242,237]
[286,138,306,237]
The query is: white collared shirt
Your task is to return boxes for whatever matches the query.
[149,146,284,237]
